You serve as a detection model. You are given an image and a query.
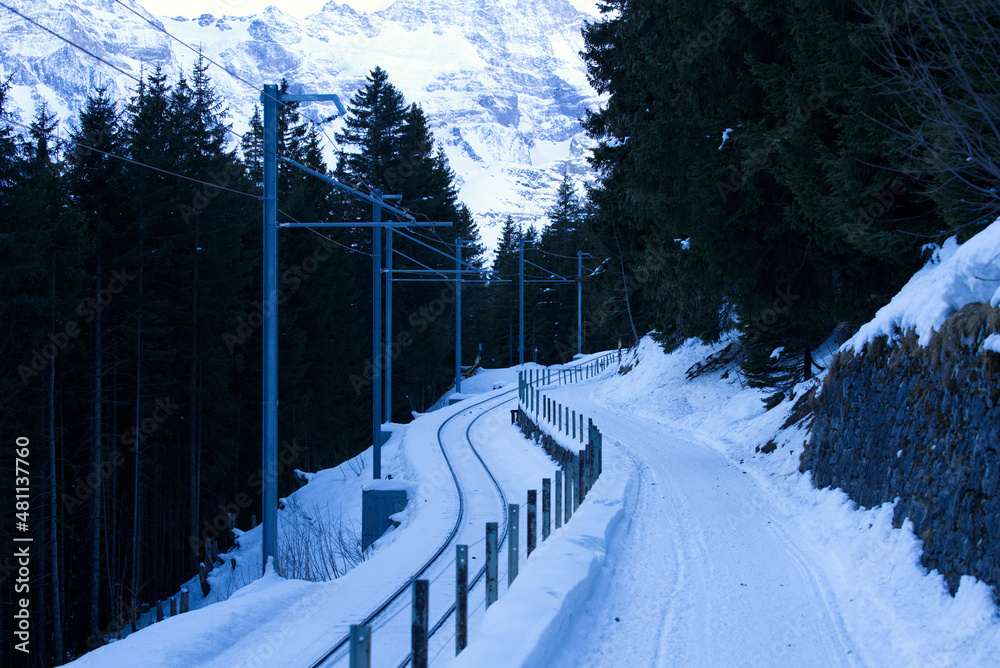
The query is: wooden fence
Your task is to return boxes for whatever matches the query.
[349,353,618,667]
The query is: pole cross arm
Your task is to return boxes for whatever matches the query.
[277,155,416,221]
[392,278,495,283]
[279,93,346,112]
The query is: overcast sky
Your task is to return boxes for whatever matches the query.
[139,0,599,19]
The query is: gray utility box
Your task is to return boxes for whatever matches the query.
[361,489,408,551]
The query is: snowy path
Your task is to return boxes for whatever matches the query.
[546,385,864,668]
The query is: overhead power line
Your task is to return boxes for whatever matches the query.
[277,208,373,258]
[0,0,141,85]
[5,117,261,200]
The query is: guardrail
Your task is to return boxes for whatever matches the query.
[347,353,618,668]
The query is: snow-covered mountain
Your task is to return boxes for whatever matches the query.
[0,0,603,247]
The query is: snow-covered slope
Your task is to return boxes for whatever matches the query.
[0,0,603,247]
[844,217,1000,352]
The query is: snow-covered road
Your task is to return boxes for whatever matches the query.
[547,386,861,667]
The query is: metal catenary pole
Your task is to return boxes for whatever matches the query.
[455,236,462,393]
[373,190,382,479]
[385,223,392,423]
[260,84,451,571]
[518,237,525,366]
[261,83,279,573]
[577,250,583,357]
[381,192,402,424]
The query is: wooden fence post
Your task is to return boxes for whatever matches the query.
[412,580,429,668]
[585,444,593,497]
[350,625,371,668]
[179,588,189,614]
[565,407,570,436]
[542,478,551,540]
[508,504,519,585]
[565,464,573,522]
[169,596,176,617]
[456,545,468,655]
[583,422,594,484]
[554,471,563,530]
[576,453,584,508]
[580,413,584,443]
[486,522,498,608]
[155,600,163,622]
[558,403,562,432]
[199,563,210,597]
[572,410,576,440]
[526,490,537,557]
[594,427,604,477]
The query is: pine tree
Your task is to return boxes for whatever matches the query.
[485,216,522,366]
[65,83,129,650]
[333,68,487,412]
[335,66,407,190]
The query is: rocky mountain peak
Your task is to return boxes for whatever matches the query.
[0,0,603,246]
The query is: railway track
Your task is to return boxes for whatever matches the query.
[308,389,516,668]
[309,355,608,667]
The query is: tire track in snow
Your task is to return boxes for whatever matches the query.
[543,386,870,668]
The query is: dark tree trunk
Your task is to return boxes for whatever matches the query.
[48,270,64,661]
[89,266,104,645]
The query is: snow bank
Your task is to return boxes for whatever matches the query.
[452,450,635,668]
[846,217,1000,352]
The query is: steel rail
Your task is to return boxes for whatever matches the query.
[308,389,516,667]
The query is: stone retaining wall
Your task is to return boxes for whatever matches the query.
[803,303,1000,594]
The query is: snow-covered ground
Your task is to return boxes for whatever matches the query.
[68,221,1000,667]
[846,217,1000,351]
